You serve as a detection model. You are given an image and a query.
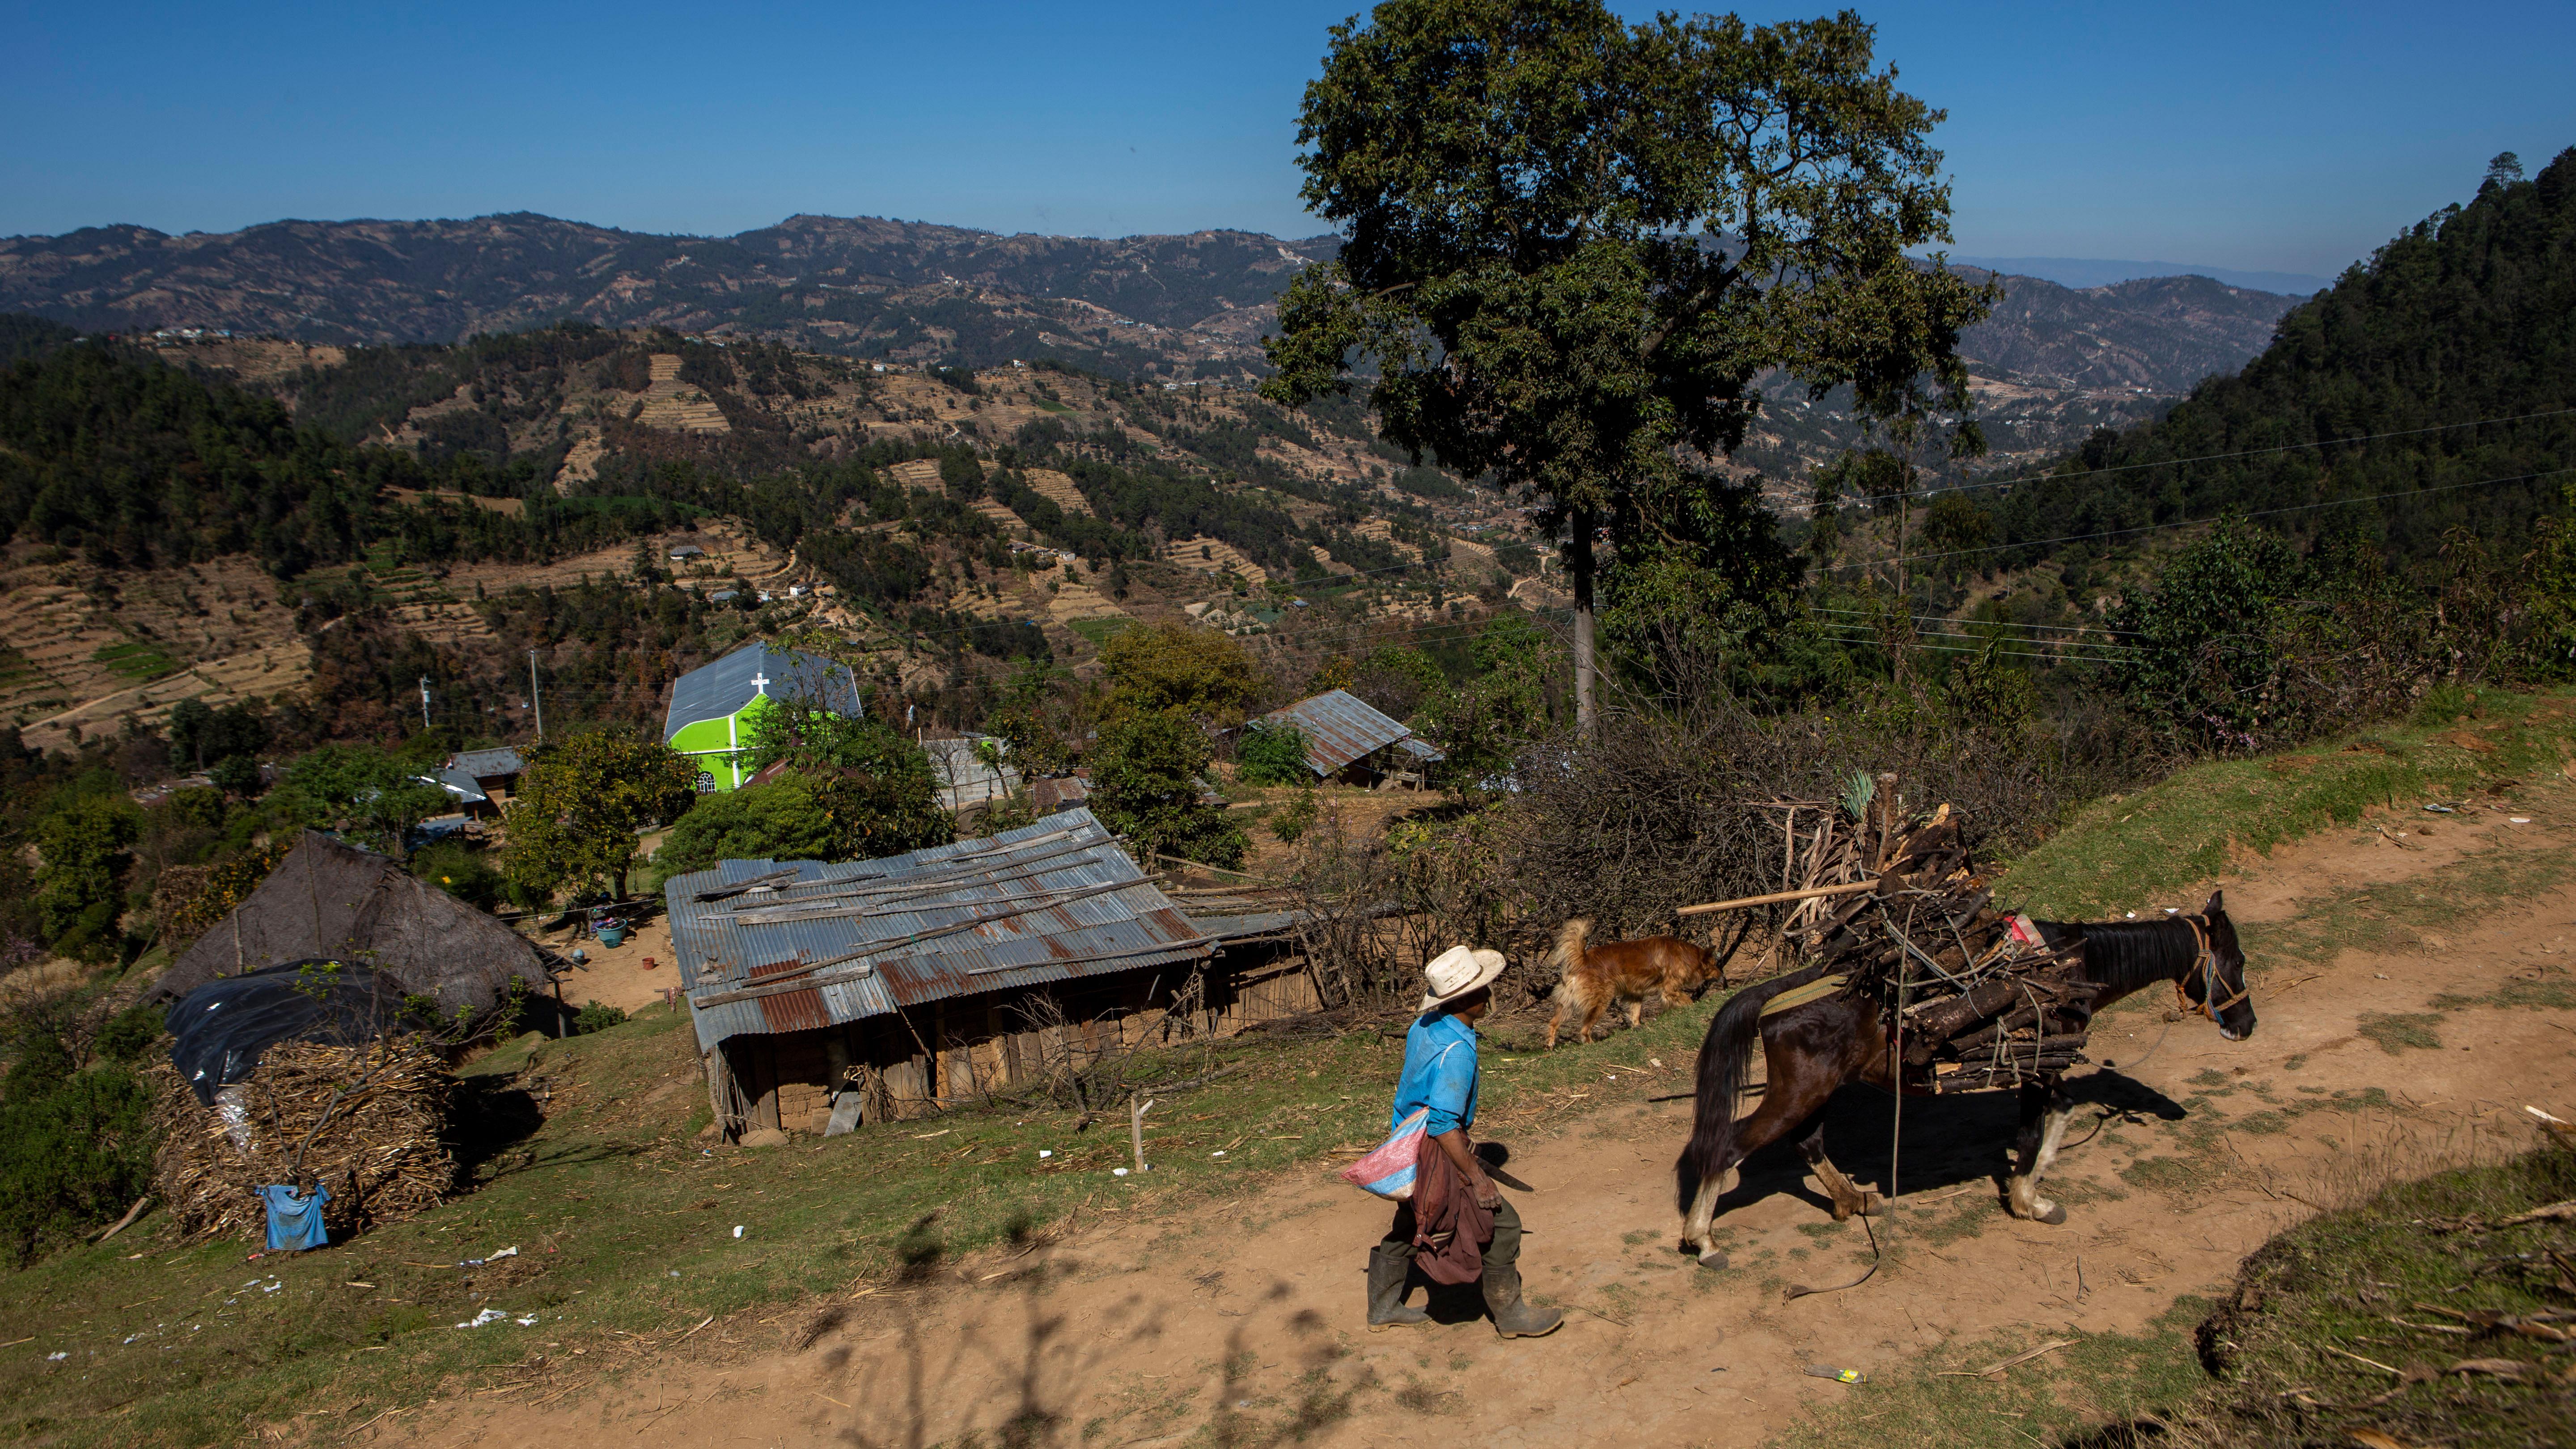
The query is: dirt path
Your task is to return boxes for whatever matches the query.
[383,799,2576,1449]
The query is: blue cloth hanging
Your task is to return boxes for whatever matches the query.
[257,1184,330,1251]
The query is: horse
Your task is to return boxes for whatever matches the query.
[1544,918,1723,1047]
[1673,890,2255,1266]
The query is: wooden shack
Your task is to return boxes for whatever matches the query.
[665,809,1318,1137]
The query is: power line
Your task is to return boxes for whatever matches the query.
[1905,405,2576,503]
[1807,605,2144,639]
[1813,626,2153,660]
[1805,630,2114,666]
[1855,463,2576,568]
[1807,615,2136,651]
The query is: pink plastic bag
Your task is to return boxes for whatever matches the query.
[1339,1107,1430,1200]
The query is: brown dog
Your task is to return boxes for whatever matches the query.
[1544,918,1720,1047]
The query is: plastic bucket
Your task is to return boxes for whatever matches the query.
[597,925,626,949]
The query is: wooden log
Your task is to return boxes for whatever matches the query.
[1906,979,2021,1041]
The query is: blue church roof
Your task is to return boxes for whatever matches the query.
[662,640,864,743]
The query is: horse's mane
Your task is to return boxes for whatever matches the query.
[2037,917,2197,993]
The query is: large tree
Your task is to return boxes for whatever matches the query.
[1263,1,1994,731]
[503,729,700,899]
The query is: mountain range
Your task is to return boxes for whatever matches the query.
[1950,255,2334,295]
[0,213,2298,398]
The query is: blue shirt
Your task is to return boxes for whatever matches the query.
[1391,1011,1479,1138]
[257,1183,330,1252]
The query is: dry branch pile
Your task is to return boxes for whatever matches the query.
[1761,799,2098,1093]
[147,1041,457,1242]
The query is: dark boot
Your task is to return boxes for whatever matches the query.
[1480,1261,1564,1338]
[1366,1244,1428,1331]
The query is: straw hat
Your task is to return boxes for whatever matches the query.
[1418,944,1508,1014]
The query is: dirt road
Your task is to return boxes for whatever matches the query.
[385,801,2576,1449]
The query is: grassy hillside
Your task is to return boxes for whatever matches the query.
[1996,686,2576,919]
[0,989,1726,1447]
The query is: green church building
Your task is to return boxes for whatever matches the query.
[661,640,864,792]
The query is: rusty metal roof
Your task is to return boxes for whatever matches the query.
[664,809,1216,1051]
[1256,689,1444,775]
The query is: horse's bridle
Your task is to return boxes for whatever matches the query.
[2175,914,2249,1021]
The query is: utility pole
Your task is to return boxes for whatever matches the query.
[418,676,432,731]
[528,650,544,742]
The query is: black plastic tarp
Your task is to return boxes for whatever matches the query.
[164,961,401,1106]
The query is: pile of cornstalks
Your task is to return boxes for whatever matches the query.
[147,1040,456,1242]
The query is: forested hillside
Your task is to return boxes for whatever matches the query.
[1992,148,2576,567]
[0,212,2295,470]
[0,317,1532,756]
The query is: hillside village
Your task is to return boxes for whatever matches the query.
[1,8,2573,1445]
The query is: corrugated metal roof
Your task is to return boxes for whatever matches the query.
[662,640,864,743]
[450,747,524,779]
[422,768,487,805]
[1256,689,1444,775]
[664,808,1215,1052]
[1033,775,1090,815]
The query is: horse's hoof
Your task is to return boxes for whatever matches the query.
[1695,1248,1729,1271]
[2035,1200,2067,1226]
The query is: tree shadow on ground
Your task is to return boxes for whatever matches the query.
[446,1075,546,1179]
[818,1241,1365,1449]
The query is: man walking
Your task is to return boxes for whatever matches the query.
[1366,945,1565,1338]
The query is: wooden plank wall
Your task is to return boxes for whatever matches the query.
[714,948,1323,1135]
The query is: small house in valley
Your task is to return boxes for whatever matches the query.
[662,640,864,792]
[423,746,525,818]
[1254,689,1444,788]
[665,809,1319,1139]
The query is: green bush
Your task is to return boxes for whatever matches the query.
[572,1001,628,1035]
[0,1022,156,1264]
[1236,722,1312,787]
[2413,682,2475,727]
[655,777,837,876]
[1270,788,1320,843]
[411,841,509,911]
[1091,708,1247,869]
[93,1001,165,1063]
[35,793,140,962]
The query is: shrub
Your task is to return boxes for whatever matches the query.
[1100,623,1263,724]
[93,1001,165,1063]
[1090,708,1247,869]
[35,794,140,961]
[655,778,837,876]
[1270,788,1320,843]
[572,1001,628,1035]
[409,840,508,910]
[1236,722,1312,787]
[0,1003,157,1265]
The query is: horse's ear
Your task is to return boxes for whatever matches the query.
[2203,888,2225,916]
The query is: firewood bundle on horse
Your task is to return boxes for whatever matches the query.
[1669,805,2256,1268]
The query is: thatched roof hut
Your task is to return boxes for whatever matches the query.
[151,832,557,1013]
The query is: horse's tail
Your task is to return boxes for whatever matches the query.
[1544,918,1592,992]
[1674,962,1826,1216]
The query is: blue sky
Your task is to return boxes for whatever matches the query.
[5,1,2569,278]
